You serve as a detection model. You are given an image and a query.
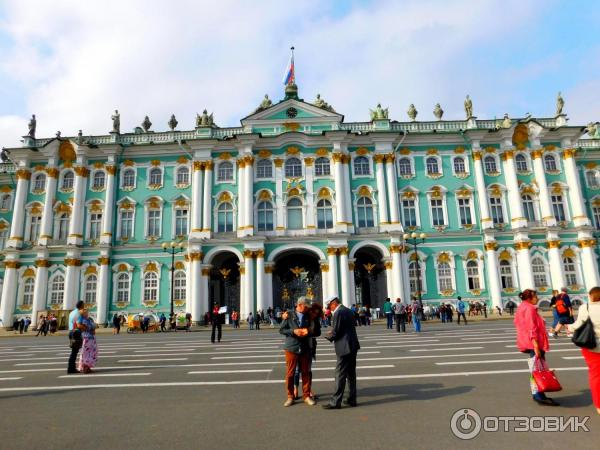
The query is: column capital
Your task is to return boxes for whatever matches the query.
[4,260,20,269]
[188,252,203,261]
[74,166,89,177]
[562,148,577,159]
[97,256,111,265]
[193,161,204,171]
[201,268,211,276]
[341,155,351,164]
[501,150,515,161]
[264,264,273,274]
[384,261,393,270]
[303,157,314,167]
[373,154,385,164]
[45,167,60,178]
[338,246,349,256]
[578,239,597,248]
[16,169,31,180]
[531,149,544,160]
[204,161,213,170]
[384,153,395,163]
[327,247,338,256]
[514,241,532,251]
[274,158,284,167]
[253,249,265,258]
[35,259,51,268]
[64,257,82,266]
[472,151,482,161]
[389,244,403,254]
[547,240,561,249]
[331,152,343,163]
[320,263,329,272]
[105,165,117,175]
[243,249,255,259]
[484,242,498,251]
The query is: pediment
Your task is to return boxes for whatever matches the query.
[241,99,343,126]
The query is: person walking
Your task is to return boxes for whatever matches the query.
[255,311,261,330]
[248,312,255,330]
[159,313,167,332]
[456,296,468,325]
[279,297,315,407]
[393,299,406,333]
[185,312,192,332]
[569,286,600,415]
[231,310,239,329]
[383,298,393,329]
[67,301,85,374]
[411,299,422,332]
[24,317,30,333]
[553,287,574,337]
[514,289,559,406]
[77,310,98,374]
[549,289,560,332]
[322,295,361,409]
[211,303,224,343]
[112,313,121,335]
[36,316,47,336]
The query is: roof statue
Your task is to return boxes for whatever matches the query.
[464,95,473,118]
[111,110,120,134]
[556,91,564,116]
[168,114,178,131]
[588,122,600,139]
[407,104,418,121]
[196,109,214,128]
[142,115,152,132]
[254,94,273,113]
[370,103,389,121]
[433,103,444,121]
[502,113,511,129]
[77,129,84,144]
[27,114,36,138]
[314,94,335,112]
[56,131,61,138]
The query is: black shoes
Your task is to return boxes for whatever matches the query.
[67,369,80,374]
[322,404,341,410]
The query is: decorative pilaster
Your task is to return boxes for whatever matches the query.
[189,251,203,322]
[501,150,526,229]
[63,256,83,310]
[546,236,565,289]
[0,258,19,327]
[384,260,394,300]
[191,161,204,236]
[531,149,556,227]
[255,250,265,312]
[484,241,502,309]
[67,165,88,245]
[327,247,339,298]
[242,156,254,236]
[514,240,534,289]
[384,154,400,226]
[562,149,590,227]
[237,159,246,234]
[31,258,50,328]
[332,153,348,232]
[100,165,117,244]
[264,263,274,310]
[390,244,403,300]
[38,168,58,246]
[274,158,285,233]
[96,255,110,325]
[374,154,389,225]
[202,161,213,235]
[578,237,600,289]
[8,168,31,248]
[339,247,351,307]
[304,157,316,231]
[472,151,492,230]
[242,250,255,318]
[342,155,353,230]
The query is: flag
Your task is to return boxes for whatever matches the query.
[283,51,295,85]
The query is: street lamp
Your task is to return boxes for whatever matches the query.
[162,241,185,318]
[403,232,427,311]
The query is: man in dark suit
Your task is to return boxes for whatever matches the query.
[210,303,224,343]
[322,295,361,409]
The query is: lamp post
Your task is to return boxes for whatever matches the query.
[162,241,185,318]
[403,232,427,311]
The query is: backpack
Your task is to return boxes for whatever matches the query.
[555,296,568,315]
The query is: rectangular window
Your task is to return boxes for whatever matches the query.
[120,210,133,239]
[489,197,504,224]
[458,198,472,225]
[147,210,161,237]
[402,199,417,227]
[593,207,600,230]
[89,213,102,240]
[175,209,189,236]
[29,216,41,242]
[430,199,445,226]
[551,195,566,222]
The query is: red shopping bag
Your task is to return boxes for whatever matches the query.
[532,357,562,393]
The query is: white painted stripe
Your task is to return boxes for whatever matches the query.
[117,358,188,363]
[15,361,66,366]
[375,339,440,345]
[211,351,381,360]
[188,370,272,374]
[311,365,394,371]
[505,342,574,348]
[436,359,527,365]
[57,373,152,378]
[562,356,584,360]
[461,334,517,340]
[409,347,484,352]
[0,355,35,361]
[0,377,22,381]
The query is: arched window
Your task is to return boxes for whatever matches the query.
[484,156,498,174]
[176,166,190,185]
[586,171,599,188]
[522,195,535,222]
[499,260,513,289]
[174,270,186,302]
[257,201,274,231]
[143,272,159,303]
[84,274,97,304]
[92,171,105,189]
[515,154,528,172]
[256,159,273,179]
[285,158,302,178]
[217,202,234,232]
[532,257,548,288]
[49,274,65,305]
[398,158,412,176]
[149,167,162,185]
[544,154,558,172]
[316,199,333,229]
[437,262,453,291]
[22,277,35,305]
[33,173,46,191]
[357,197,374,227]
[354,156,370,176]
[116,273,130,303]
[286,198,303,230]
[61,171,74,190]
[122,168,136,188]
[426,157,439,175]
[466,260,480,290]
[563,256,578,286]
[489,196,505,224]
[314,157,331,176]
[409,261,423,293]
[453,157,466,174]
[217,161,234,182]
[0,194,11,210]
[551,194,566,222]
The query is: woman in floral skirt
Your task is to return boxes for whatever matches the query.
[77,310,98,374]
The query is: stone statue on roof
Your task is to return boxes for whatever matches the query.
[464,95,473,118]
[168,114,178,131]
[502,113,511,129]
[254,94,272,113]
[433,103,444,120]
[407,104,418,121]
[196,109,214,127]
[556,91,564,116]
[142,115,152,132]
[370,103,389,121]
[111,110,120,134]
[27,114,36,138]
[314,94,335,112]
[587,122,600,139]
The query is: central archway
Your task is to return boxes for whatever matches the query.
[353,246,387,309]
[208,251,241,316]
[272,249,322,310]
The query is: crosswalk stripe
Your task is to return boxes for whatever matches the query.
[0,377,22,381]
[118,358,188,362]
[188,370,272,374]
[57,373,152,378]
[211,351,381,360]
[436,359,526,365]
[410,347,484,352]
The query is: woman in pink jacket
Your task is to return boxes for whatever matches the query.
[514,289,558,406]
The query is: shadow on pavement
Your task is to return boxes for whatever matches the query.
[354,382,474,407]
[554,389,592,408]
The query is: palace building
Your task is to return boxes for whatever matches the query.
[0,81,599,327]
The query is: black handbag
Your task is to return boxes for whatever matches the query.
[572,304,597,349]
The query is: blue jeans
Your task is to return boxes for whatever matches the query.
[551,309,559,328]
[386,313,393,329]
[413,316,421,332]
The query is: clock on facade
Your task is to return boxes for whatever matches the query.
[286,107,298,118]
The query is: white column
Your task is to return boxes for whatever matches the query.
[579,238,600,289]
[264,264,274,309]
[242,251,254,317]
[547,240,566,289]
[502,151,526,229]
[8,169,30,247]
[304,158,316,231]
[189,252,202,322]
[275,159,284,233]
[385,155,400,225]
[202,162,213,233]
[244,157,254,235]
[473,152,492,230]
[191,162,204,234]
[96,255,110,325]
[237,159,246,232]
[0,259,19,328]
[185,259,193,316]
[342,156,352,226]
[531,150,556,227]
[374,155,389,225]
[100,165,117,245]
[320,262,329,299]
[348,259,356,307]
[327,248,339,297]
[333,154,347,230]
[339,247,351,307]
[485,243,503,310]
[63,257,82,310]
[515,243,535,290]
[255,250,265,312]
[391,246,403,300]
[31,258,49,328]
[38,168,58,246]
[563,150,589,227]
[199,265,210,320]
[67,165,88,245]
[384,261,394,300]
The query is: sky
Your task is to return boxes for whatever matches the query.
[0,0,599,147]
